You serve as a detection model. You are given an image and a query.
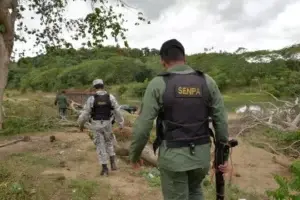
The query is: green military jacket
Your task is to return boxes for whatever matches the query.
[129,65,228,172]
[54,94,69,109]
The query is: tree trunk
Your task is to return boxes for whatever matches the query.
[0,34,9,130]
[0,88,4,130]
[0,0,17,130]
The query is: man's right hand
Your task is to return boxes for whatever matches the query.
[119,122,124,129]
[79,124,84,132]
[131,159,144,170]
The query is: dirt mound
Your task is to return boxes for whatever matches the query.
[229,140,288,194]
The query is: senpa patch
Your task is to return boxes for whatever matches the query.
[96,101,107,105]
[175,86,201,97]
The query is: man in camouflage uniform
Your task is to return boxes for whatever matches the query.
[54,90,69,120]
[129,39,229,200]
[78,79,124,176]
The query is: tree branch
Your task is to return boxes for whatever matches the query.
[263,91,294,107]
[236,123,260,138]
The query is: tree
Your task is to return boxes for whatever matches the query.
[0,0,149,129]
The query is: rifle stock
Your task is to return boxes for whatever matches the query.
[153,112,164,155]
[214,139,238,200]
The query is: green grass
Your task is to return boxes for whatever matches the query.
[0,151,111,200]
[223,92,273,112]
[114,89,275,112]
[69,179,102,200]
[110,87,276,113]
[9,152,61,168]
[139,168,161,187]
[0,152,63,200]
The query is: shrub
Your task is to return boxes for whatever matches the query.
[266,160,300,199]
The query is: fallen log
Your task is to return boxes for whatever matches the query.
[58,120,91,130]
[0,136,31,148]
[114,141,158,167]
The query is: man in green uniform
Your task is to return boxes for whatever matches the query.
[129,39,229,200]
[54,90,69,120]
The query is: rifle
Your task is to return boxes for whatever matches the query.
[213,136,238,200]
[153,110,164,155]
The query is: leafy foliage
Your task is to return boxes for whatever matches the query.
[11,0,150,58]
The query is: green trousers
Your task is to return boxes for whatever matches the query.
[160,168,208,200]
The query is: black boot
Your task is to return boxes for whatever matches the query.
[100,164,109,176]
[110,156,117,171]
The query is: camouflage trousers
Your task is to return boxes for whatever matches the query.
[92,122,116,165]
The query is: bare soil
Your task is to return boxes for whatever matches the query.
[0,128,289,199]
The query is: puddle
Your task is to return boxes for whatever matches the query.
[236,105,262,114]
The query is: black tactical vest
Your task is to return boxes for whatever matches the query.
[91,93,112,120]
[158,70,211,148]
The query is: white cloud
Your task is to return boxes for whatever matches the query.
[13,0,300,59]
[125,0,300,54]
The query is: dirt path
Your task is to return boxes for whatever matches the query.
[0,129,289,199]
[0,131,162,200]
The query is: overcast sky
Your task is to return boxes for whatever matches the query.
[14,0,300,58]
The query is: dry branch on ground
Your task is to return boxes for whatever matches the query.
[238,93,300,132]
[0,135,30,148]
[234,93,300,160]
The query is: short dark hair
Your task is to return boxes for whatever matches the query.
[160,39,185,63]
[61,90,66,94]
[94,84,104,89]
[160,48,185,63]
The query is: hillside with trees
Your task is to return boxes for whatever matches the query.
[7,44,300,98]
